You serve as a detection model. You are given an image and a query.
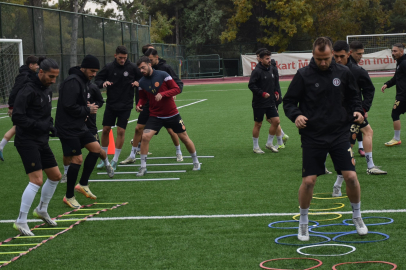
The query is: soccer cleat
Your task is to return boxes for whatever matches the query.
[96,160,105,169]
[384,138,401,147]
[13,222,34,236]
[332,185,342,197]
[176,153,183,162]
[0,150,4,161]
[111,160,117,171]
[277,144,285,149]
[60,173,67,183]
[119,156,136,165]
[63,196,81,209]
[33,208,57,226]
[137,167,147,176]
[265,143,279,153]
[193,163,201,171]
[297,224,309,241]
[75,184,97,200]
[325,168,333,174]
[367,166,387,175]
[106,164,115,178]
[352,217,368,236]
[253,147,265,154]
[282,134,289,144]
[358,148,365,157]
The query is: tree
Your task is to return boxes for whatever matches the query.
[150,12,174,43]
[69,0,88,66]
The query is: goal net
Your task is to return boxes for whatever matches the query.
[0,39,23,105]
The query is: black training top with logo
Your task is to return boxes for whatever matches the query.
[385,54,406,101]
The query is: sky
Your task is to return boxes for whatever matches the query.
[48,0,119,14]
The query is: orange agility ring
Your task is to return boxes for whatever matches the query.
[259,258,323,270]
[332,261,397,270]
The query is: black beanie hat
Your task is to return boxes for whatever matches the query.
[81,54,100,69]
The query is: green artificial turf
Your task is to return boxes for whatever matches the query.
[0,77,404,269]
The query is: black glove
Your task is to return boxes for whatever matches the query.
[35,120,50,133]
[49,126,58,137]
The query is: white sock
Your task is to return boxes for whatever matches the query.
[299,208,309,224]
[351,202,361,218]
[17,182,40,223]
[276,135,283,146]
[140,154,147,167]
[38,179,59,213]
[112,149,122,162]
[267,134,274,145]
[281,129,285,136]
[102,157,110,166]
[365,152,374,168]
[130,146,138,159]
[253,137,259,149]
[0,138,8,151]
[190,151,199,164]
[334,175,344,187]
[63,165,70,175]
[394,130,401,141]
[101,146,108,155]
[175,145,182,155]
[358,141,363,149]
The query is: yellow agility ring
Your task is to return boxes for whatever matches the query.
[297,203,345,211]
[313,193,348,200]
[293,213,343,222]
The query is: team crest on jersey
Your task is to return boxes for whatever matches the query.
[87,93,91,99]
[315,83,319,87]
[124,71,129,77]
[154,82,160,87]
[332,78,341,86]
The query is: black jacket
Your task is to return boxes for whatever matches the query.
[12,75,55,145]
[95,59,142,110]
[86,83,104,134]
[8,65,37,109]
[153,58,183,91]
[283,58,363,148]
[271,59,282,105]
[248,62,277,108]
[55,66,91,138]
[345,60,375,112]
[385,54,406,101]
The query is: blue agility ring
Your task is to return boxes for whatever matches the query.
[275,234,331,246]
[309,224,356,235]
[269,220,319,229]
[333,231,389,243]
[342,216,394,226]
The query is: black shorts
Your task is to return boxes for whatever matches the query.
[302,141,355,177]
[253,107,279,122]
[145,114,186,135]
[349,118,369,141]
[59,130,97,157]
[88,129,100,143]
[392,100,406,117]
[138,106,150,125]
[16,143,58,174]
[102,106,132,129]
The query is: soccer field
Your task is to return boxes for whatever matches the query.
[0,77,405,269]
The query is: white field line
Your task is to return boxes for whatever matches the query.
[0,209,404,224]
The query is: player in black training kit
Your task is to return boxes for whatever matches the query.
[249,50,281,154]
[11,58,61,236]
[0,56,40,161]
[381,43,406,146]
[283,37,368,241]
[95,46,142,170]
[331,41,386,198]
[56,55,111,209]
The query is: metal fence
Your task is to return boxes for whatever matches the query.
[0,2,150,103]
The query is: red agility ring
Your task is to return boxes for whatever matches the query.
[259,258,323,270]
[332,261,397,269]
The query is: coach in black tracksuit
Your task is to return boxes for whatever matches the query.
[283,37,367,241]
[11,59,61,236]
[381,45,406,145]
[56,55,103,208]
[86,83,104,139]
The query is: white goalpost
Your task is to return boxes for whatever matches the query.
[346,33,406,54]
[0,39,24,105]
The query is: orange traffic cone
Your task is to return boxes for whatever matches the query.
[107,129,115,155]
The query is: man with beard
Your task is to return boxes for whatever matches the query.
[135,56,200,176]
[381,43,406,146]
